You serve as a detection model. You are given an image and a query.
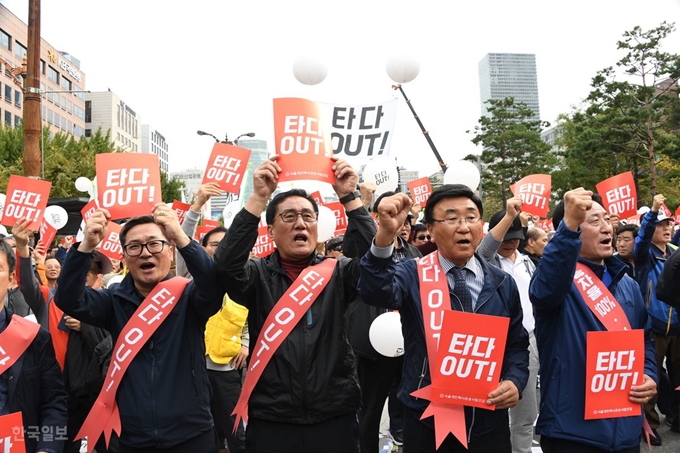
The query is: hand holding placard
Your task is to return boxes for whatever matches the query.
[12,218,34,258]
[486,380,520,410]
[79,208,110,253]
[330,157,359,200]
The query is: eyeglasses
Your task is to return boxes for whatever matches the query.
[416,234,431,241]
[277,210,318,224]
[432,216,481,226]
[123,240,170,257]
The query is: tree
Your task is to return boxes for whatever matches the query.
[467,97,556,215]
[578,22,680,197]
[160,170,186,203]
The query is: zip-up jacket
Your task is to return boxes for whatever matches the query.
[529,221,657,451]
[357,249,529,440]
[633,210,679,335]
[55,240,224,448]
[214,206,376,424]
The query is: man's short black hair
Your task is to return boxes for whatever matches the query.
[552,192,603,230]
[424,184,483,225]
[265,189,319,225]
[120,216,169,246]
[201,227,228,247]
[45,256,62,266]
[0,240,16,273]
[616,223,639,237]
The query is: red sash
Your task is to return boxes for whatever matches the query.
[0,314,40,374]
[411,251,468,449]
[76,277,190,453]
[232,258,337,431]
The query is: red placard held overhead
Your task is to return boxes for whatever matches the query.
[324,201,348,236]
[171,200,191,225]
[309,191,324,207]
[659,203,672,218]
[98,221,124,262]
[1,175,51,230]
[596,172,637,220]
[96,154,162,220]
[510,174,551,218]
[585,330,644,420]
[675,206,680,224]
[39,217,58,249]
[195,225,213,242]
[430,311,509,409]
[81,199,98,222]
[202,143,252,194]
[407,177,433,206]
[202,219,220,229]
[274,98,334,184]
[252,226,274,258]
[536,218,555,232]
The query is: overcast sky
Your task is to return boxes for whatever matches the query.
[3,0,680,180]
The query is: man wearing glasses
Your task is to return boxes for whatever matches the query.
[358,184,528,453]
[215,156,375,453]
[55,204,224,452]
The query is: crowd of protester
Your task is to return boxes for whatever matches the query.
[3,156,680,453]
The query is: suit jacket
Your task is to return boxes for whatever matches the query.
[3,307,68,453]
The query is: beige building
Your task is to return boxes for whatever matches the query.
[0,3,87,137]
[85,90,140,152]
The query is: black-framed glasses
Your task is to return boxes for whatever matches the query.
[416,234,431,241]
[432,216,481,226]
[123,240,170,257]
[277,210,318,224]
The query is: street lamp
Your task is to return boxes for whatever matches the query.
[196,130,255,145]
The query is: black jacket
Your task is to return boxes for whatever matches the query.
[658,246,680,308]
[215,206,376,424]
[55,241,224,448]
[3,307,68,453]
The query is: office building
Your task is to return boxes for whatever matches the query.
[85,90,140,152]
[142,124,169,172]
[0,4,87,137]
[478,53,540,121]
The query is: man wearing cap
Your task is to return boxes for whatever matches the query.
[634,194,680,439]
[325,235,344,258]
[476,197,537,453]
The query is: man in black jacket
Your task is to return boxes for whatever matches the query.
[0,239,67,453]
[215,156,375,453]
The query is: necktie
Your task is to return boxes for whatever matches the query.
[451,267,474,312]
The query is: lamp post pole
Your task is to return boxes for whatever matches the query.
[23,0,42,178]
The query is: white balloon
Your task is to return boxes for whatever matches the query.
[369,312,404,357]
[223,199,241,229]
[293,57,328,86]
[443,160,481,191]
[0,225,7,237]
[317,205,336,242]
[362,160,399,198]
[44,205,69,230]
[0,193,5,220]
[385,55,421,84]
[75,176,92,193]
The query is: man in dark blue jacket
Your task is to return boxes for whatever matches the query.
[530,188,657,452]
[55,205,224,452]
[358,184,529,453]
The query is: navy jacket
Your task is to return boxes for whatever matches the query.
[358,250,529,440]
[530,221,657,451]
[54,241,223,449]
[3,307,67,453]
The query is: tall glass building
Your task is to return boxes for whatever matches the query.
[478,53,540,121]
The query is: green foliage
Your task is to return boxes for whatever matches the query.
[556,22,680,201]
[468,97,556,216]
[160,170,186,203]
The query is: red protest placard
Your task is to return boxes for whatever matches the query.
[0,412,26,452]
[675,206,680,224]
[536,218,555,232]
[203,219,220,229]
[324,201,348,236]
[96,154,162,220]
[625,215,641,226]
[274,98,334,184]
[1,175,52,230]
[407,177,433,206]
[39,217,58,249]
[98,221,124,262]
[252,225,274,258]
[585,329,644,420]
[430,311,509,409]
[659,203,672,218]
[510,174,551,218]
[81,199,98,222]
[309,191,324,207]
[171,200,191,225]
[194,225,213,242]
[596,172,637,220]
[202,143,252,194]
